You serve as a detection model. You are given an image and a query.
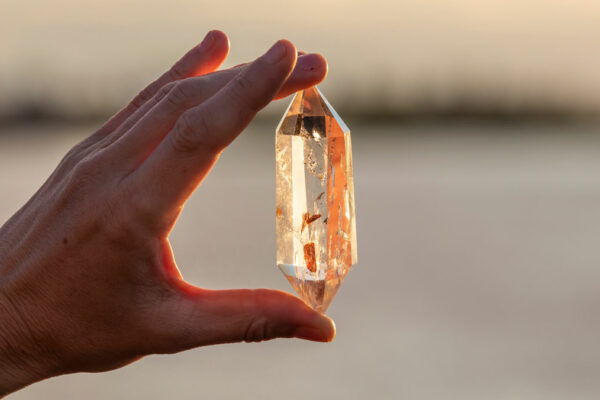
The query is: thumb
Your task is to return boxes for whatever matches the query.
[153,286,336,352]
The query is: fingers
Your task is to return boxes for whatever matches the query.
[275,53,327,99]
[124,40,298,226]
[149,287,335,352]
[94,30,229,138]
[212,53,326,100]
[108,52,326,171]
[169,39,297,151]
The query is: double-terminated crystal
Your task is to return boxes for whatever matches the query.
[275,87,357,313]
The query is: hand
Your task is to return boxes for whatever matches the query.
[0,30,334,396]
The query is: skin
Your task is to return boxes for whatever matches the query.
[0,30,335,397]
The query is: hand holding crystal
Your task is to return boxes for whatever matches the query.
[0,31,335,396]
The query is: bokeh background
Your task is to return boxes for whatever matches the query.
[3,1,600,399]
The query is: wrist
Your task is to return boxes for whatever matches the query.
[0,291,53,397]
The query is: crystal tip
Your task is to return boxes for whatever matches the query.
[278,264,346,313]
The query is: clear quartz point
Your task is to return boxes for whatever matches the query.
[275,86,357,313]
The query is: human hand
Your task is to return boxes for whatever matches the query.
[0,30,334,396]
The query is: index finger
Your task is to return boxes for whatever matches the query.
[128,39,298,230]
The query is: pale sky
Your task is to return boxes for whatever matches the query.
[2,0,600,116]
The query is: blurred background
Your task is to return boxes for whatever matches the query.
[3,0,600,399]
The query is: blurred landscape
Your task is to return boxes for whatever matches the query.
[3,1,600,399]
[2,0,600,124]
[4,121,600,400]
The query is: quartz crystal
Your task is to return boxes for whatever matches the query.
[275,86,357,313]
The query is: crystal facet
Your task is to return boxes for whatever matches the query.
[275,87,357,313]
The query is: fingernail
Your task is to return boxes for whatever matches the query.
[199,31,215,51]
[264,40,288,65]
[300,54,323,72]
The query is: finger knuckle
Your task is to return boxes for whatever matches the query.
[243,317,270,343]
[169,60,188,80]
[57,154,106,209]
[228,73,266,118]
[164,81,191,109]
[155,82,176,103]
[171,111,210,154]
[57,138,92,172]
[231,73,255,102]
[70,154,102,186]
[129,85,155,111]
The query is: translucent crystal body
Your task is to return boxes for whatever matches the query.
[275,87,357,313]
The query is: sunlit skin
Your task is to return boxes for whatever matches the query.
[0,30,335,397]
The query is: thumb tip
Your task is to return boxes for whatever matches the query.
[294,314,336,342]
[325,316,336,342]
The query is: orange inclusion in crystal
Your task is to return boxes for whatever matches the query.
[303,242,317,272]
[301,212,321,232]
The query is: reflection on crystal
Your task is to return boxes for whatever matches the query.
[275,86,357,313]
